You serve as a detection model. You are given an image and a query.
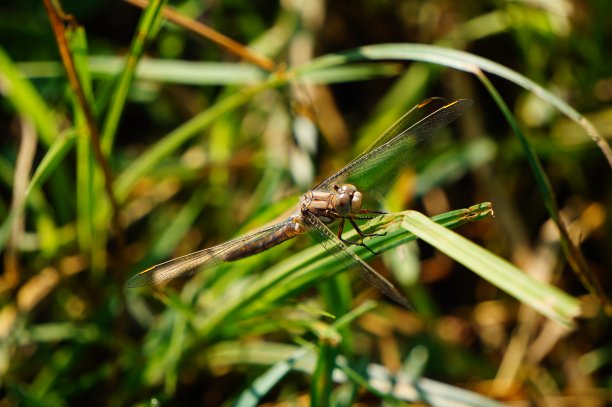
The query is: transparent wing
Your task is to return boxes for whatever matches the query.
[314,98,472,197]
[127,219,296,287]
[302,211,413,309]
[361,97,451,155]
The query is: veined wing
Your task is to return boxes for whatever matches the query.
[362,97,453,155]
[314,98,472,197]
[127,219,296,287]
[302,210,413,309]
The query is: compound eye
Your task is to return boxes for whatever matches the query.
[336,194,351,216]
[340,184,357,194]
[351,191,363,211]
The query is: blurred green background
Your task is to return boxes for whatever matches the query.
[1,0,611,405]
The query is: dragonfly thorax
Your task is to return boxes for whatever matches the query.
[301,183,363,224]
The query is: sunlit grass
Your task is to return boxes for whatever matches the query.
[1,0,610,405]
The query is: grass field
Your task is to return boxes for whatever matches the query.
[1,0,611,405]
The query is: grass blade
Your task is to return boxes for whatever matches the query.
[114,79,281,202]
[0,48,58,146]
[475,71,608,310]
[193,203,495,337]
[298,43,612,166]
[232,348,310,407]
[400,210,581,327]
[101,0,167,154]
[0,131,77,250]
[210,341,507,406]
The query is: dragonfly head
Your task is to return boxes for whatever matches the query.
[334,184,362,216]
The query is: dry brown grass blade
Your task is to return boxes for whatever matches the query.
[41,0,125,254]
[1,118,36,292]
[124,0,277,72]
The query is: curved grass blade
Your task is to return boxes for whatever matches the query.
[298,43,611,167]
[476,72,609,311]
[210,341,507,406]
[400,210,581,328]
[302,211,413,310]
[0,48,58,146]
[231,348,310,407]
[297,43,604,309]
[114,79,280,202]
[194,204,494,338]
[101,0,167,154]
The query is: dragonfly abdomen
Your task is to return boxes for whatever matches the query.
[223,222,302,262]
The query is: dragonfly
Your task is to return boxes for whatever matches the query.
[127,97,472,309]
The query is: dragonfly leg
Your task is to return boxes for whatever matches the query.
[336,218,346,239]
[358,209,386,215]
[352,209,387,220]
[349,217,386,239]
[336,218,380,256]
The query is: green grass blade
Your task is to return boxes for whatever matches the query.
[354,63,435,153]
[400,210,581,327]
[232,348,310,407]
[298,43,611,166]
[0,47,58,146]
[69,24,98,258]
[138,187,209,271]
[91,57,265,84]
[194,203,494,337]
[336,358,508,407]
[297,43,603,307]
[75,130,95,253]
[100,0,167,155]
[246,204,495,313]
[21,59,400,85]
[476,71,606,307]
[311,343,337,407]
[297,62,401,84]
[415,138,498,196]
[114,79,280,202]
[211,341,506,406]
